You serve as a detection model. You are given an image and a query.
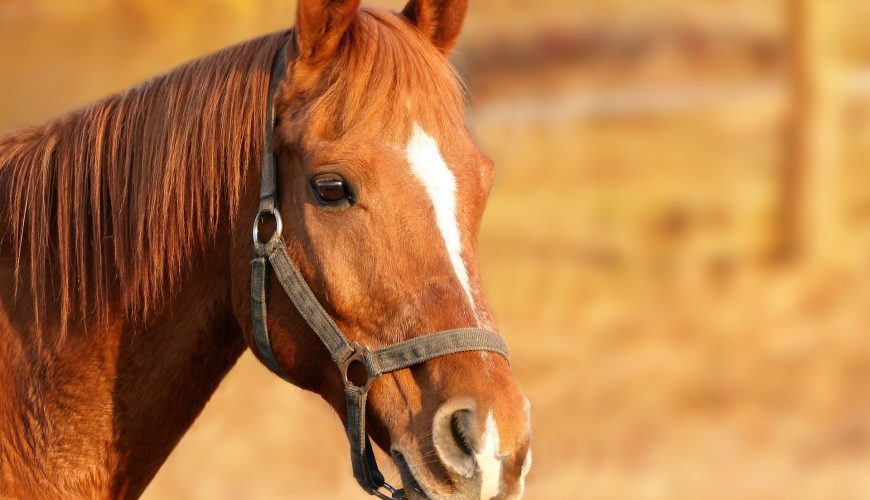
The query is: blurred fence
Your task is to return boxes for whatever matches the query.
[462,0,870,274]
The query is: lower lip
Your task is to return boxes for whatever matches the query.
[392,450,430,499]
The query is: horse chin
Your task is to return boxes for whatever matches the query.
[391,449,439,500]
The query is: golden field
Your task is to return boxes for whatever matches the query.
[3,1,870,499]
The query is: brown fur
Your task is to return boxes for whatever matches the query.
[0,3,530,499]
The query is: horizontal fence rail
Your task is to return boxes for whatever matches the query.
[470,68,870,125]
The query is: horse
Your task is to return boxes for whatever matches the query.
[0,1,531,498]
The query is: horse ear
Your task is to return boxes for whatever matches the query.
[296,0,362,62]
[401,0,469,53]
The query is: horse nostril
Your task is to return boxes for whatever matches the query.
[432,401,478,478]
[450,409,475,456]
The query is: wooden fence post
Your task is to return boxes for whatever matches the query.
[784,0,845,265]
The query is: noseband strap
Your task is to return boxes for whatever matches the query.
[251,43,509,499]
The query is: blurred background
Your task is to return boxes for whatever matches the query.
[3,0,870,498]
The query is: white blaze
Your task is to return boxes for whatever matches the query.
[406,122,476,314]
[476,411,502,499]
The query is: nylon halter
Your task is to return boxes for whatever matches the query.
[250,44,510,499]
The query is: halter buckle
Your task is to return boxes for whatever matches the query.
[253,207,283,248]
[340,342,378,393]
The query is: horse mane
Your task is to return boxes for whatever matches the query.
[0,31,288,333]
[0,7,466,336]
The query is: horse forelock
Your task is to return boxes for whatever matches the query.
[282,7,467,143]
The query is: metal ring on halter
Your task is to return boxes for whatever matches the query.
[252,207,284,247]
[340,342,378,393]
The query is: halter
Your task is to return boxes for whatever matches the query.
[250,44,509,499]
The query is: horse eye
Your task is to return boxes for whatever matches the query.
[312,175,349,203]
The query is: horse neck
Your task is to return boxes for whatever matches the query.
[0,226,247,498]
